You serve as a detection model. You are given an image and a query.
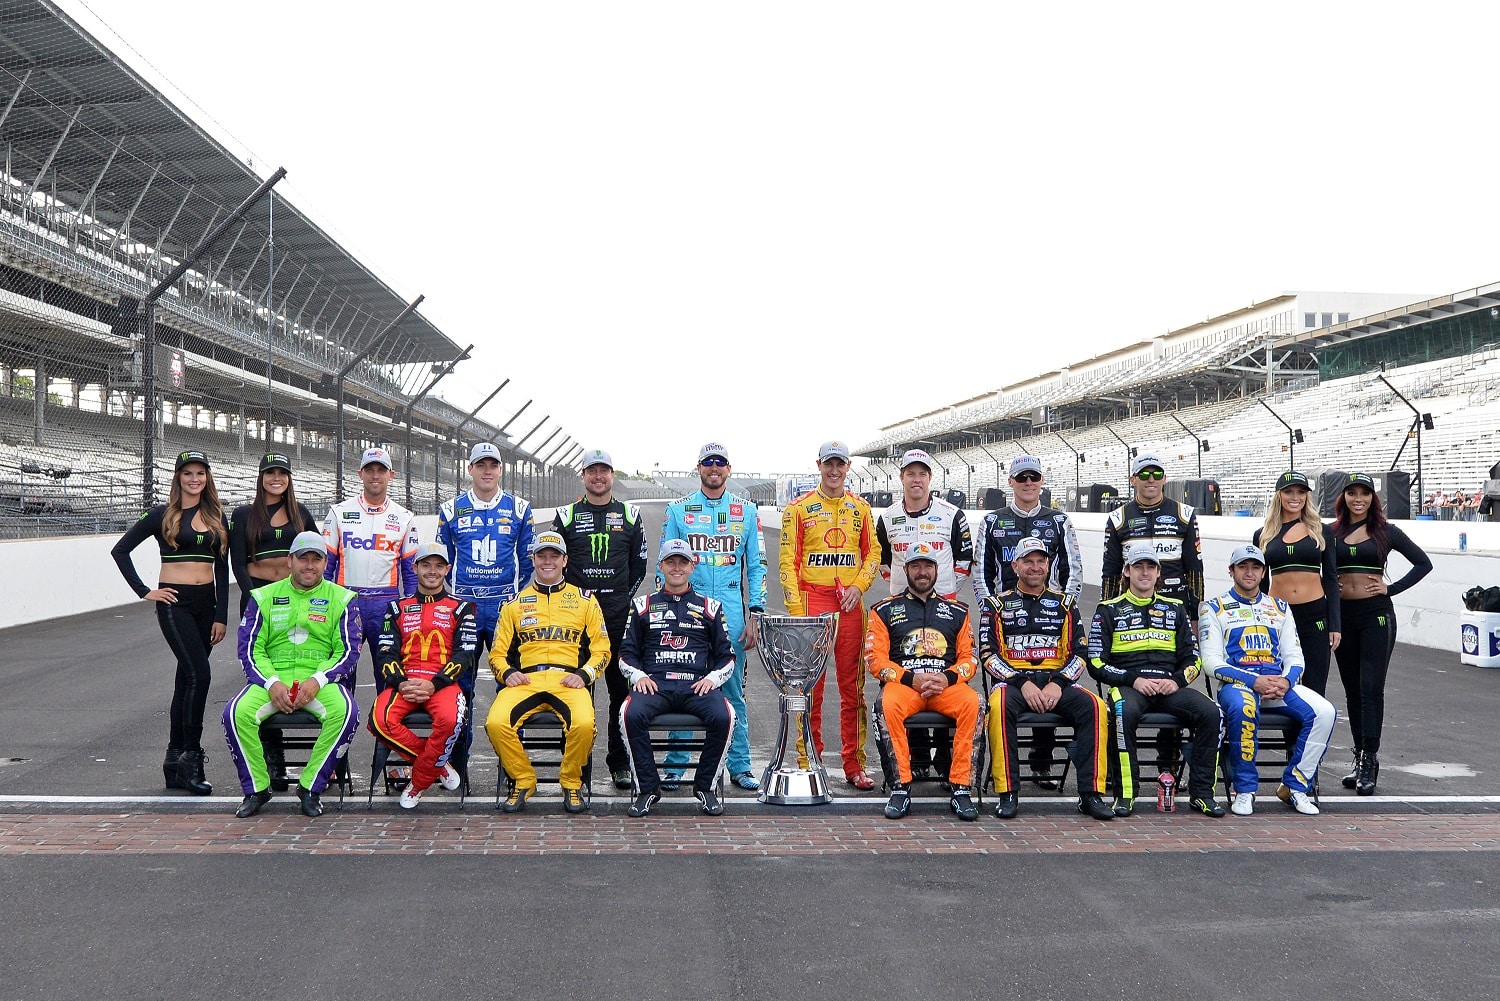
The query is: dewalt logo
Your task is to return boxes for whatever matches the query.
[589,531,610,562]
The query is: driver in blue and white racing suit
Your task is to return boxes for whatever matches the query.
[659,442,768,791]
[437,441,534,652]
[1200,544,1335,817]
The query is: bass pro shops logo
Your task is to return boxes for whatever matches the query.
[589,531,610,562]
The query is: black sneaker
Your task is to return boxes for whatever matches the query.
[266,742,290,792]
[501,785,532,814]
[234,790,273,818]
[884,787,911,820]
[949,789,978,822]
[1189,796,1226,818]
[1113,797,1134,817]
[611,769,633,790]
[1029,749,1058,790]
[695,788,725,816]
[562,788,588,814]
[628,790,660,817]
[994,791,1019,819]
[295,785,322,818]
[1078,793,1115,821]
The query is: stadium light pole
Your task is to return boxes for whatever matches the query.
[1256,399,1301,472]
[959,431,1004,499]
[1165,412,1208,479]
[398,344,472,509]
[326,294,425,499]
[1102,424,1133,478]
[1376,372,1432,503]
[495,399,533,490]
[1050,430,1085,502]
[514,416,550,452]
[452,377,510,493]
[136,166,286,506]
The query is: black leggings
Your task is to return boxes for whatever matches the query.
[156,582,217,753]
[1289,596,1334,696]
[1333,594,1397,754]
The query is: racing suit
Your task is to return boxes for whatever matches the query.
[485,580,610,793]
[660,489,767,778]
[368,590,478,795]
[322,494,419,674]
[865,589,979,787]
[978,586,1108,797]
[875,495,973,598]
[618,586,737,795]
[223,577,360,796]
[779,487,881,777]
[972,503,1082,603]
[1200,588,1335,796]
[437,488,534,649]
[552,498,648,775]
[1089,590,1223,802]
[1100,499,1204,617]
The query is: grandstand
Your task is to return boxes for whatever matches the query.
[857,287,1500,516]
[0,1,633,537]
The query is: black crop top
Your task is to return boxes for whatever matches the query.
[1333,522,1433,597]
[1251,522,1342,633]
[228,501,318,593]
[111,504,230,622]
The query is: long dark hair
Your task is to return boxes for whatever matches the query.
[163,465,228,552]
[1333,484,1389,561]
[246,467,303,544]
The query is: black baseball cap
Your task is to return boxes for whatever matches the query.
[1344,472,1377,492]
[1275,471,1310,492]
[174,449,210,471]
[259,452,292,473]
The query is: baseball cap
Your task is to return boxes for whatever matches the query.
[697,442,730,464]
[1012,537,1050,560]
[579,448,613,471]
[906,542,940,564]
[414,541,450,565]
[1229,544,1266,567]
[658,538,694,562]
[530,531,568,555]
[1130,452,1165,477]
[361,447,393,470]
[469,442,502,464]
[898,448,934,471]
[818,440,851,463]
[288,531,326,557]
[1344,472,1377,492]
[1123,541,1161,566]
[258,452,291,473]
[1275,470,1310,492]
[174,449,210,471]
[1009,455,1043,479]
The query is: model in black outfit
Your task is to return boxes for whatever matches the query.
[227,452,318,618]
[110,450,230,794]
[1330,474,1432,794]
[1252,470,1342,695]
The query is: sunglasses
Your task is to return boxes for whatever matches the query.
[1135,470,1165,481]
[700,457,728,467]
[1012,472,1042,483]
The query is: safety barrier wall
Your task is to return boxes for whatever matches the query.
[4,509,1497,652]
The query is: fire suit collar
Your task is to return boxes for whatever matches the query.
[1009,501,1043,518]
[901,498,932,518]
[900,587,939,605]
[1123,590,1157,607]
[532,580,568,595]
[466,489,505,510]
[357,494,390,516]
[417,589,452,603]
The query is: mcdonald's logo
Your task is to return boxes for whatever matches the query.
[403,628,451,664]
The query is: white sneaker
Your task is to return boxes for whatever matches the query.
[398,783,424,810]
[1231,792,1255,816]
[438,764,462,791]
[1288,790,1320,815]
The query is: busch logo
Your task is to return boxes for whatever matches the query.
[589,531,610,562]
[687,533,739,553]
[470,535,498,567]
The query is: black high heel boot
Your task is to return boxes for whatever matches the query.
[1341,750,1362,790]
[176,747,213,796]
[163,747,182,790]
[1356,751,1379,796]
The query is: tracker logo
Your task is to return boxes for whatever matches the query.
[806,553,857,568]
[660,632,689,650]
[343,532,400,552]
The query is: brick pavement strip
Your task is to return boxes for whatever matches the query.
[0,812,1498,855]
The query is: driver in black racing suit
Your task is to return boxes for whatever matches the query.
[1100,452,1205,619]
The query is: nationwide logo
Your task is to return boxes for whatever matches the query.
[589,531,610,562]
[470,536,498,567]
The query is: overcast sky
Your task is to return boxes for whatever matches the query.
[58,1,1500,476]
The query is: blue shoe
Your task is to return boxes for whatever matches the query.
[732,771,761,791]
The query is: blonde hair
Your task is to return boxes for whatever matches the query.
[1261,486,1325,550]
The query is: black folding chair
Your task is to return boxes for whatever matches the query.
[259,711,352,806]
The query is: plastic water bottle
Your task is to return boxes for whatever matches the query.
[1460,532,1468,552]
[1157,770,1176,812]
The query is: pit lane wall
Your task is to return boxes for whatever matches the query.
[759,508,1498,655]
[2,511,1495,649]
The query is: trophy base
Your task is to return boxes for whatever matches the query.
[758,766,832,806]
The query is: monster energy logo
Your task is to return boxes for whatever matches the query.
[589,531,610,561]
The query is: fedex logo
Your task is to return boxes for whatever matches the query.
[343,532,401,552]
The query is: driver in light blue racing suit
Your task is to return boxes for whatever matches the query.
[659,442,768,791]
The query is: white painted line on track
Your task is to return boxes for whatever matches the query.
[5,794,1500,806]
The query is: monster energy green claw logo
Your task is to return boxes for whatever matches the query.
[589,531,610,562]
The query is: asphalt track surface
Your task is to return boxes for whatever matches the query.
[3,498,1500,1000]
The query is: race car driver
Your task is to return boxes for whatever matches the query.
[368,542,479,810]
[972,454,1082,603]
[978,537,1114,821]
[1200,544,1334,816]
[322,447,419,676]
[779,439,882,790]
[1100,452,1205,619]
[866,542,979,821]
[1089,541,1225,818]
[437,441,534,651]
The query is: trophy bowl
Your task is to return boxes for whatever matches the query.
[753,612,837,805]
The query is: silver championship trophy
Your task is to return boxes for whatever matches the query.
[754,612,837,805]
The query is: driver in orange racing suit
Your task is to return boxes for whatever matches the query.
[779,439,882,790]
